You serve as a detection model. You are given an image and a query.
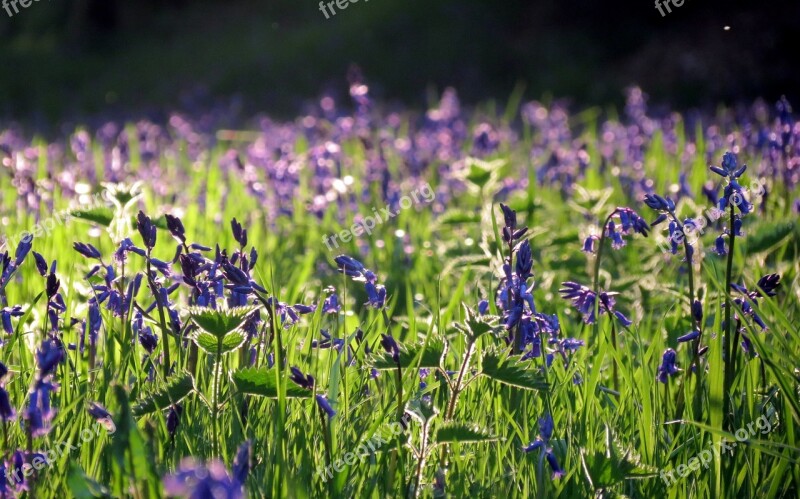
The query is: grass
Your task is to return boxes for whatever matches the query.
[0,94,799,498]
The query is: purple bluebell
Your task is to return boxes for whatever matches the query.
[231,218,248,247]
[32,252,48,276]
[581,235,598,254]
[36,338,65,375]
[1,306,23,335]
[380,334,401,365]
[165,214,186,244]
[164,458,243,498]
[677,330,700,343]
[322,292,340,314]
[289,367,315,390]
[522,413,564,480]
[232,441,252,485]
[559,282,631,326]
[24,376,59,437]
[315,395,336,418]
[657,348,680,383]
[0,386,15,422]
[73,242,102,260]
[167,404,183,439]
[137,211,157,249]
[477,299,489,315]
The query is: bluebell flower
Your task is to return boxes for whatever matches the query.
[522,413,564,480]
[137,211,157,250]
[231,218,248,247]
[311,330,345,351]
[165,214,186,244]
[24,377,59,437]
[289,367,315,390]
[73,242,102,260]
[0,386,15,422]
[581,235,598,254]
[322,291,341,314]
[316,395,336,419]
[477,299,489,315]
[381,334,401,365]
[1,306,23,335]
[677,330,700,343]
[167,404,183,439]
[14,237,33,267]
[36,338,65,375]
[32,252,48,276]
[232,441,252,485]
[657,348,680,383]
[713,234,727,256]
[164,458,243,498]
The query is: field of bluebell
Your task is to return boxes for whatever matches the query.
[1,84,799,498]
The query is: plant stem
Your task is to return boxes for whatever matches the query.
[722,202,736,430]
[592,212,618,391]
[212,340,223,457]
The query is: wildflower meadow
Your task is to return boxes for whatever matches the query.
[1,82,799,498]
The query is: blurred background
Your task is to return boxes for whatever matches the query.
[1,0,798,125]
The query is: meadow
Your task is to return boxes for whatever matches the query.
[1,84,799,498]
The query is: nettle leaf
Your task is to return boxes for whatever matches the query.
[370,337,448,370]
[188,305,257,338]
[454,303,503,339]
[71,207,115,227]
[193,331,220,354]
[220,330,247,353]
[132,372,195,416]
[479,351,548,391]
[232,367,311,398]
[580,427,658,489]
[406,394,440,424]
[433,422,498,445]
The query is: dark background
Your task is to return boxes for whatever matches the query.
[1,0,798,123]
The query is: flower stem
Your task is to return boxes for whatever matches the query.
[722,203,737,430]
[593,210,618,391]
[212,340,223,457]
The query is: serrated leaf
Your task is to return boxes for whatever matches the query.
[193,331,220,354]
[433,423,498,445]
[70,207,115,227]
[132,372,195,416]
[406,394,440,424]
[232,367,312,398]
[188,305,257,338]
[220,330,247,353]
[479,351,548,391]
[370,338,447,370]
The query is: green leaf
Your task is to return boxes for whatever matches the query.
[370,338,448,370]
[67,463,113,498]
[188,305,258,338]
[433,422,498,445]
[132,372,195,416]
[193,331,220,354]
[220,330,247,353]
[453,303,503,339]
[70,206,115,227]
[110,384,161,498]
[232,367,312,398]
[479,351,548,391]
